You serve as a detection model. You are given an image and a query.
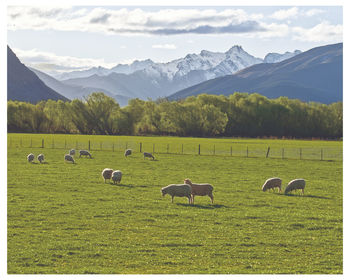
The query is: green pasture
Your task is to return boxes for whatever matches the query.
[7,134,342,274]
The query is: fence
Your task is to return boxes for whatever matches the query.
[7,136,343,162]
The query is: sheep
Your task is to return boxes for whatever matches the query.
[161,184,192,204]
[184,178,214,204]
[261,177,282,192]
[112,170,122,184]
[143,152,155,160]
[79,150,92,158]
[69,149,76,156]
[64,154,75,164]
[285,179,306,195]
[102,168,113,183]
[37,154,44,163]
[124,149,132,157]
[27,153,34,163]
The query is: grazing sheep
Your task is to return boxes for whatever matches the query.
[102,168,113,183]
[262,177,282,192]
[27,153,34,163]
[184,178,214,204]
[79,150,92,158]
[64,154,75,164]
[161,184,192,204]
[112,170,122,184]
[69,149,76,156]
[285,179,306,195]
[143,152,155,160]
[37,154,44,163]
[124,149,132,157]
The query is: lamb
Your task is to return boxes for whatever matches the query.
[124,149,132,157]
[161,184,192,204]
[184,178,214,204]
[102,168,113,183]
[285,179,306,195]
[37,154,44,163]
[27,153,34,163]
[143,152,154,160]
[79,150,92,158]
[64,154,75,164]
[69,149,76,156]
[111,170,122,184]
[261,177,282,192]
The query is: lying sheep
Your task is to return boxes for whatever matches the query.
[184,178,214,204]
[102,168,113,183]
[27,153,34,163]
[64,154,75,164]
[37,154,44,163]
[79,150,92,158]
[285,179,306,195]
[143,152,154,160]
[262,177,282,192]
[124,149,132,157]
[69,149,76,156]
[112,170,122,184]
[161,184,192,204]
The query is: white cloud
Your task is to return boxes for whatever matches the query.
[12,48,116,74]
[292,21,342,42]
[152,44,177,49]
[303,8,325,17]
[270,7,299,20]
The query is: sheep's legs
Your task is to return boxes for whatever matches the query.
[171,196,174,203]
[209,194,214,204]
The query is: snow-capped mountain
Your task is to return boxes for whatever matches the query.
[263,50,302,63]
[36,45,302,103]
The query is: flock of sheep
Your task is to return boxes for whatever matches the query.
[26,148,305,204]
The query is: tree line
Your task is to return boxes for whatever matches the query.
[7,92,343,138]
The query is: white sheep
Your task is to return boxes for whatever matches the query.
[69,149,76,156]
[37,154,44,163]
[102,168,113,183]
[79,150,92,158]
[184,178,214,204]
[143,152,155,160]
[64,154,75,164]
[27,153,34,163]
[124,149,132,157]
[161,184,192,204]
[262,177,282,192]
[285,179,306,195]
[112,170,122,184]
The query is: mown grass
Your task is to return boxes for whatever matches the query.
[7,134,342,274]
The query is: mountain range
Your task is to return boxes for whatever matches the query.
[7,46,68,103]
[169,43,343,104]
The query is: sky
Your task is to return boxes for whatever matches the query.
[6,4,343,76]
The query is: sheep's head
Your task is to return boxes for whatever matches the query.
[161,188,167,196]
[184,179,192,185]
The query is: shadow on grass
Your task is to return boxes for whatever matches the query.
[275,193,331,200]
[109,183,148,188]
[176,203,229,209]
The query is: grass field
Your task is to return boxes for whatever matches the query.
[7,134,343,274]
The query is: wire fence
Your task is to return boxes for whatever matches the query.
[7,136,343,162]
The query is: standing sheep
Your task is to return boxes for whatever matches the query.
[37,154,44,163]
[261,177,282,192]
[285,179,306,195]
[69,149,76,156]
[112,170,122,184]
[102,168,113,183]
[184,178,214,204]
[161,184,192,204]
[143,152,155,160]
[79,150,92,158]
[27,153,34,163]
[64,154,75,164]
[124,149,132,157]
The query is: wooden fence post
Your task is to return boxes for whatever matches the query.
[266,147,270,158]
[88,140,91,151]
[321,148,323,161]
[300,148,302,160]
[140,142,142,153]
[153,143,155,154]
[246,146,248,157]
[198,144,201,155]
[42,139,44,148]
